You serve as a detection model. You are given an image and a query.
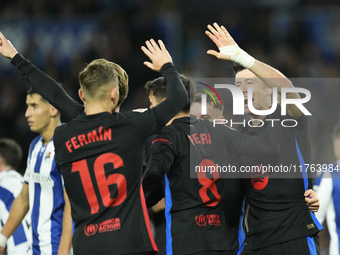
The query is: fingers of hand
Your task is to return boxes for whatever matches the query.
[158,40,166,52]
[149,39,160,52]
[205,31,220,46]
[304,189,312,196]
[207,50,224,59]
[143,61,154,69]
[141,46,152,58]
[207,24,221,39]
[205,30,216,40]
[145,40,157,54]
[213,22,224,35]
[221,26,230,36]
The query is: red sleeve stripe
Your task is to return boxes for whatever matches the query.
[139,179,158,252]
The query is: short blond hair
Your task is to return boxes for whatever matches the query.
[109,62,129,107]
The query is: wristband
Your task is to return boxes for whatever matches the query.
[219,44,255,69]
[0,233,7,247]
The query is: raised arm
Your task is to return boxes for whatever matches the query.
[58,189,73,255]
[205,23,302,118]
[141,39,189,129]
[0,32,83,120]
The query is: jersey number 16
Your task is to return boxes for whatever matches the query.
[72,153,127,214]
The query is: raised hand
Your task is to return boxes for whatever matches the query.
[141,39,172,72]
[205,22,255,69]
[0,32,18,59]
[205,22,237,61]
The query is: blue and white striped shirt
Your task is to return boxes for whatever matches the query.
[24,136,65,255]
[314,161,340,255]
[0,169,31,255]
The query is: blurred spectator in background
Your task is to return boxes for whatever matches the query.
[314,120,340,255]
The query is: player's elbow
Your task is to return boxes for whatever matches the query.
[179,91,190,108]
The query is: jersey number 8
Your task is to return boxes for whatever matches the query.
[197,159,221,207]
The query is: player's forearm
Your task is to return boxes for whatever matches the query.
[143,154,171,207]
[143,165,166,207]
[153,63,189,127]
[1,194,29,238]
[249,60,294,92]
[58,218,72,254]
[58,192,73,255]
[11,53,83,120]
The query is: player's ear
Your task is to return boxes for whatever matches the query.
[78,89,85,103]
[110,87,119,105]
[50,106,59,117]
[266,86,273,96]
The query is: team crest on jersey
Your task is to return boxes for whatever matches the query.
[195,214,207,226]
[45,152,51,159]
[84,223,98,236]
[132,108,148,113]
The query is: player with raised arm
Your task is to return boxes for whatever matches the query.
[0,33,128,121]
[142,69,290,254]
[206,22,321,255]
[0,138,31,255]
[0,32,189,254]
[191,93,320,255]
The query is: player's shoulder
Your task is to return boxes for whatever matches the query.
[154,126,174,140]
[124,108,151,120]
[0,169,23,181]
[30,135,42,146]
[28,135,43,156]
[54,118,81,138]
[151,126,178,147]
[0,170,24,192]
[276,103,309,129]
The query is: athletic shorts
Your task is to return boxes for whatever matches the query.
[190,251,233,255]
[240,235,319,255]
